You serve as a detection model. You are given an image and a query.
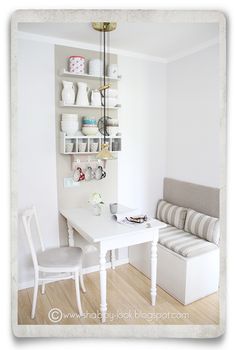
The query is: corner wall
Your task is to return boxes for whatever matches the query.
[166,44,220,188]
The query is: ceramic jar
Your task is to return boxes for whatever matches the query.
[91,89,101,106]
[68,56,85,74]
[107,64,118,78]
[61,81,75,105]
[89,59,103,76]
[76,82,89,106]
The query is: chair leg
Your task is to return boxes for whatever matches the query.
[42,281,46,294]
[41,272,46,294]
[75,271,83,316]
[31,273,39,319]
[80,271,86,293]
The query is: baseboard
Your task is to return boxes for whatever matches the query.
[18,257,129,290]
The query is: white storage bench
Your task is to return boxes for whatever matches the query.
[156,178,220,305]
[157,226,219,305]
[129,177,220,305]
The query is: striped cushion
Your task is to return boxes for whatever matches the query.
[156,200,187,230]
[159,225,218,257]
[184,209,220,245]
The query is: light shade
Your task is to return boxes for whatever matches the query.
[96,144,115,160]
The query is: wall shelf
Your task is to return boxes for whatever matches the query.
[59,101,121,109]
[60,132,122,155]
[59,60,121,159]
[59,68,122,81]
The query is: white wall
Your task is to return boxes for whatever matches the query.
[118,56,167,215]
[166,45,220,187]
[118,55,167,271]
[128,45,220,278]
[17,39,59,288]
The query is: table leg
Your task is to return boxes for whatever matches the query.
[110,249,116,270]
[150,239,158,306]
[67,221,75,247]
[99,247,107,323]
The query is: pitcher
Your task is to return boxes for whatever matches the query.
[91,89,101,107]
[61,81,75,105]
[76,82,89,106]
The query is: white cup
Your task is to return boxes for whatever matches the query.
[65,142,74,153]
[90,142,98,152]
[110,203,118,214]
[78,143,87,152]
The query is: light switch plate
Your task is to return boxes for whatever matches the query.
[64,177,80,188]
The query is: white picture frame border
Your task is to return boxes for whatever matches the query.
[11,9,226,338]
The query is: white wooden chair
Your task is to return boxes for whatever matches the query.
[22,206,85,319]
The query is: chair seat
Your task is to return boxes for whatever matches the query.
[37,247,83,268]
[159,225,218,258]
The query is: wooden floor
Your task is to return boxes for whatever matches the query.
[18,263,219,325]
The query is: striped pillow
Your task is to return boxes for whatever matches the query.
[156,200,187,230]
[184,209,220,245]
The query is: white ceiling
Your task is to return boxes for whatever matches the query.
[18,22,219,59]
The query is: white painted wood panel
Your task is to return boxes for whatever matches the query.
[17,39,59,287]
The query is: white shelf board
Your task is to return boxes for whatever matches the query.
[59,68,121,81]
[64,135,121,139]
[63,151,119,155]
[59,101,121,109]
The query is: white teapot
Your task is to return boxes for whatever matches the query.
[91,89,101,107]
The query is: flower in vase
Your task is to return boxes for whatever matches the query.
[88,192,104,206]
[89,193,104,216]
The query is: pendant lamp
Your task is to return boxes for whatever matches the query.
[92,22,117,162]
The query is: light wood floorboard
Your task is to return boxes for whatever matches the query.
[18,263,219,325]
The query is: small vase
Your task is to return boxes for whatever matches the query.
[92,204,102,216]
[62,81,75,105]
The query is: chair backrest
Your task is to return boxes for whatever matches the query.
[22,206,45,270]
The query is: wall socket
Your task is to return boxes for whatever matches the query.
[64,177,80,188]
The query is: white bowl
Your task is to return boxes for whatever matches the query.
[82,126,98,136]
[62,114,78,122]
[107,118,119,127]
[61,120,78,127]
[63,128,78,136]
[61,121,78,130]
[61,121,78,135]
[107,126,119,137]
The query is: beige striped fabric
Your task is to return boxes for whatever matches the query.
[156,200,187,230]
[159,225,218,258]
[184,209,220,245]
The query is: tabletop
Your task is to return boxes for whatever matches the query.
[60,205,166,243]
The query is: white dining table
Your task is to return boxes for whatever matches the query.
[60,205,166,323]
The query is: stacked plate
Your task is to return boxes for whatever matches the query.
[82,117,98,136]
[61,114,78,136]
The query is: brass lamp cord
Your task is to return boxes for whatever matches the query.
[103,28,106,144]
